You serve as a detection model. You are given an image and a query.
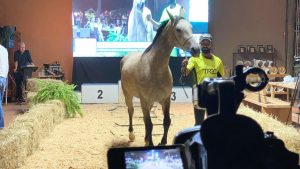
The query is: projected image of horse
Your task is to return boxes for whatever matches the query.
[128,0,154,42]
[121,12,200,146]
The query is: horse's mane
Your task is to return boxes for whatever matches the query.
[143,16,183,55]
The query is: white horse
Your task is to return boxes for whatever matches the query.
[127,0,154,42]
[121,12,200,146]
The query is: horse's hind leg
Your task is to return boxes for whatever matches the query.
[159,97,171,145]
[124,94,135,141]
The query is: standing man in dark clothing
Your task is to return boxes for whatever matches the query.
[14,42,34,102]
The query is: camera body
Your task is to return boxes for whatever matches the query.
[174,65,299,169]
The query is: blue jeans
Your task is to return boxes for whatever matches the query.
[0,77,7,129]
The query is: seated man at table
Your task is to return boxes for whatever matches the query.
[14,42,35,102]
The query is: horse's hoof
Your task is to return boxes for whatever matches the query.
[146,142,154,146]
[129,132,135,141]
[158,142,166,146]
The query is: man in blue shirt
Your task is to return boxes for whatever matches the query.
[14,42,34,102]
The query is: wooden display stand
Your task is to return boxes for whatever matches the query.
[232,51,277,74]
[243,90,291,123]
[38,75,63,80]
[268,82,295,101]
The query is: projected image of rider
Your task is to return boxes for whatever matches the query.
[146,0,185,56]
[160,0,184,22]
[148,0,184,30]
[128,0,154,42]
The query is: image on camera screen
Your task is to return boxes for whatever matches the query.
[124,148,184,169]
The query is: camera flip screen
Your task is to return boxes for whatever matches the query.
[124,148,185,169]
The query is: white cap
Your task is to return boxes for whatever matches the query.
[199,33,213,42]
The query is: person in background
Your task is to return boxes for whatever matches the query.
[86,17,98,39]
[159,0,184,22]
[181,33,225,125]
[128,0,155,42]
[14,42,34,103]
[146,0,185,56]
[148,0,185,30]
[96,17,104,42]
[0,44,9,129]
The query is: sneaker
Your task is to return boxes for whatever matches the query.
[18,98,25,102]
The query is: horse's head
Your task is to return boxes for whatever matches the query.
[136,0,146,11]
[167,11,200,57]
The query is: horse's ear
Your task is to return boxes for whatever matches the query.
[166,9,175,23]
[180,7,185,18]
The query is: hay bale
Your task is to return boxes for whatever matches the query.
[238,104,300,154]
[0,100,66,169]
[26,78,39,92]
[0,131,20,168]
[9,116,41,154]
[0,129,32,167]
[26,92,37,101]
[26,78,63,92]
[44,100,67,123]
[26,91,37,107]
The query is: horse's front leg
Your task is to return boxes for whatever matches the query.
[128,106,135,141]
[159,97,171,145]
[125,95,135,141]
[141,100,153,146]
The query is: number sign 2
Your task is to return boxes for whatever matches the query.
[81,84,118,103]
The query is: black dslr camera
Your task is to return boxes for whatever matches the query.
[174,65,300,169]
[107,66,299,169]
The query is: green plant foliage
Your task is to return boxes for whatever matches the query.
[32,81,82,118]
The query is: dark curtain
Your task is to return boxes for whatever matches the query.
[72,57,193,90]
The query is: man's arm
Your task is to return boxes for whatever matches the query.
[14,61,18,72]
[27,50,34,65]
[146,9,160,30]
[147,14,160,30]
[218,61,225,77]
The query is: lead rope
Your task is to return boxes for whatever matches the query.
[179,57,190,98]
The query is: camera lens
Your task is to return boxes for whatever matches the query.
[246,73,263,88]
[244,67,269,92]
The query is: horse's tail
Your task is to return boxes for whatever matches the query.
[120,55,130,73]
[120,57,125,72]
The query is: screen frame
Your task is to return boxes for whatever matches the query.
[107,144,188,169]
[72,0,209,57]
